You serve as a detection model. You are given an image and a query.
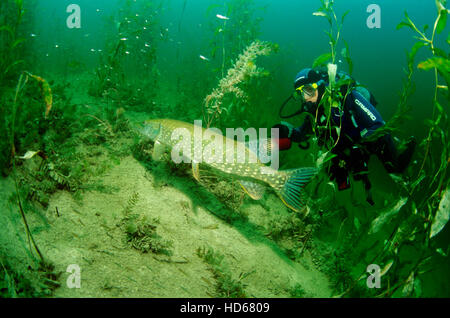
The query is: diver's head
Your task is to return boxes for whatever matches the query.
[293,68,325,112]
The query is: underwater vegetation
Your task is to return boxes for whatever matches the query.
[206,0,267,76]
[0,0,26,84]
[197,246,254,298]
[307,0,450,297]
[204,39,277,128]
[89,0,163,113]
[121,191,174,255]
[0,0,448,299]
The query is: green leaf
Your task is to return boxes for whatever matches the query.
[434,100,444,113]
[11,37,26,49]
[424,118,435,128]
[341,10,350,24]
[396,21,413,31]
[369,197,408,235]
[418,56,449,71]
[0,25,14,36]
[436,9,448,34]
[414,277,422,297]
[432,47,447,58]
[354,217,361,231]
[398,11,418,33]
[430,187,450,238]
[402,272,414,296]
[313,53,332,68]
[409,42,426,60]
[343,40,353,75]
[435,0,446,13]
[418,57,450,87]
[411,170,426,189]
[3,59,24,75]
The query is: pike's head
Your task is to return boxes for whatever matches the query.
[142,119,162,141]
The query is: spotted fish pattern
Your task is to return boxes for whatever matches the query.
[142,119,318,212]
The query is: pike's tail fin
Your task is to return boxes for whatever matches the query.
[277,167,318,212]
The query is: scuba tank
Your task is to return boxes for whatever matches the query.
[335,70,378,107]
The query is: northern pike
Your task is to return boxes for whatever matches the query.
[141,119,318,212]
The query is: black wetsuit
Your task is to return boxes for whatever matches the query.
[290,87,413,204]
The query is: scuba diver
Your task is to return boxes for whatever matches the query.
[273,68,417,205]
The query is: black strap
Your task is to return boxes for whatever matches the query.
[279,95,304,119]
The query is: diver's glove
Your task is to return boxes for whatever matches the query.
[271,122,296,150]
[272,121,295,138]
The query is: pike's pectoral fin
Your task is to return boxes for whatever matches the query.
[192,162,200,182]
[152,140,166,161]
[239,180,266,200]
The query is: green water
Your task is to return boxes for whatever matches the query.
[0,0,448,299]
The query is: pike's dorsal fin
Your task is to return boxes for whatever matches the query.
[239,180,266,200]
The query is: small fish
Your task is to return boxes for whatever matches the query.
[30,33,37,37]
[120,37,128,41]
[313,11,327,17]
[199,55,210,61]
[18,150,40,160]
[216,14,230,20]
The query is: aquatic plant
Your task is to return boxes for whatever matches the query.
[310,0,355,153]
[89,0,162,112]
[265,214,311,260]
[203,40,274,128]
[396,3,449,191]
[0,0,26,84]
[120,192,173,255]
[197,246,252,297]
[0,253,60,297]
[9,73,45,264]
[206,0,266,76]
[122,191,140,217]
[327,0,449,298]
[288,283,307,298]
[375,1,449,297]
[124,216,173,255]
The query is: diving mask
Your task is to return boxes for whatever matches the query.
[295,82,318,100]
